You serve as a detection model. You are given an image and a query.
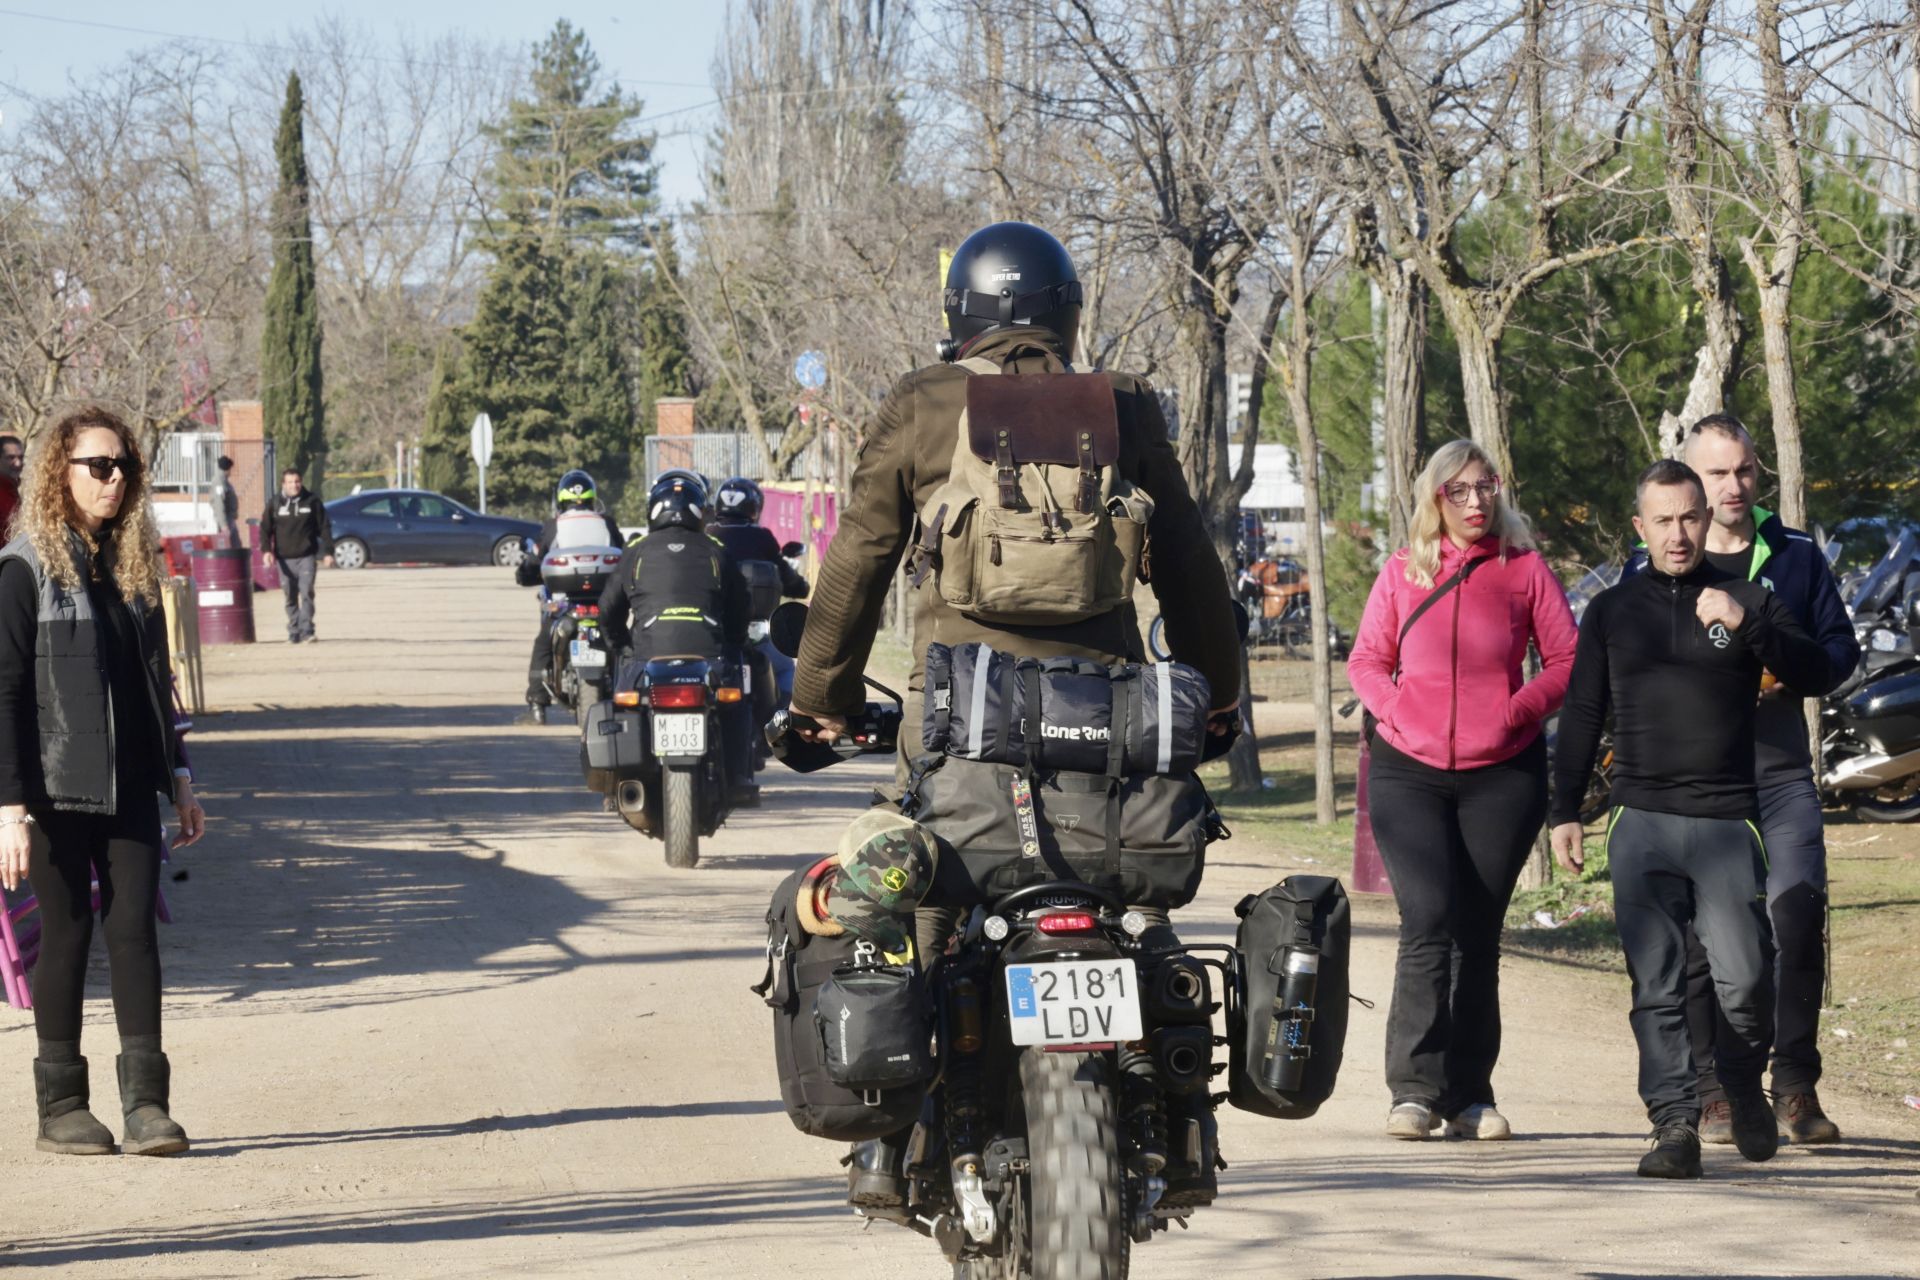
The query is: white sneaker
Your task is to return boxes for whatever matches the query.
[1444,1103,1513,1140]
[1386,1102,1437,1140]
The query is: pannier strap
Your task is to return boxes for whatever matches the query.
[1104,672,1129,879]
[1155,663,1174,774]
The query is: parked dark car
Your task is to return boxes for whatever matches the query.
[324,489,540,570]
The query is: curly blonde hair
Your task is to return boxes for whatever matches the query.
[18,406,165,609]
[1404,438,1537,588]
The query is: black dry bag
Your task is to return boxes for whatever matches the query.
[1227,875,1351,1120]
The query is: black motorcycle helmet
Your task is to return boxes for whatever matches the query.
[713,476,764,524]
[647,471,708,533]
[556,468,598,511]
[940,221,1083,363]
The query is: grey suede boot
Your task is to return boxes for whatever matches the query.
[116,1050,189,1156]
[33,1058,116,1155]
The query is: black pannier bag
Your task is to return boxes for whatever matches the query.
[905,755,1214,910]
[923,642,1211,775]
[737,559,783,620]
[752,863,926,1141]
[814,965,934,1091]
[1227,875,1351,1120]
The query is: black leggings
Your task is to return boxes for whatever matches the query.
[1367,735,1548,1115]
[27,793,164,1043]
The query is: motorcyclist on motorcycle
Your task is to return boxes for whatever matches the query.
[599,471,758,802]
[517,469,625,725]
[785,220,1242,1216]
[709,477,809,729]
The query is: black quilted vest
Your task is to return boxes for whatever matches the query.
[0,534,177,814]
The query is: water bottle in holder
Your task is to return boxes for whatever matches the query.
[1260,944,1320,1093]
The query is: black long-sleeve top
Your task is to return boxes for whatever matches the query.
[0,554,168,808]
[1550,563,1832,826]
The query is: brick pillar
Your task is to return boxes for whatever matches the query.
[653,397,697,475]
[219,401,269,547]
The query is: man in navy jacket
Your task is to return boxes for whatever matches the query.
[1623,415,1859,1144]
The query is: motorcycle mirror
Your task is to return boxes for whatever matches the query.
[780,540,804,559]
[770,601,809,659]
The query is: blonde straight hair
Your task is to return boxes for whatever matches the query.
[1403,439,1537,588]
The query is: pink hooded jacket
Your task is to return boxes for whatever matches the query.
[1347,537,1578,771]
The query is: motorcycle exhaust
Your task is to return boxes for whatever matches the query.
[1142,956,1213,1026]
[1824,745,1920,792]
[1151,1025,1214,1095]
[617,780,647,813]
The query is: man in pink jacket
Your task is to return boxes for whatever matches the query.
[1349,440,1578,1142]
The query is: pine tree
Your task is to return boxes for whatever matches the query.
[260,72,326,491]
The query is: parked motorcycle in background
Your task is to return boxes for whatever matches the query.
[1818,524,1920,821]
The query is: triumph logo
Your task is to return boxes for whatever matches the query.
[1041,723,1110,742]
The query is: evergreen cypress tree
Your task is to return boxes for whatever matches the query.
[260,72,326,492]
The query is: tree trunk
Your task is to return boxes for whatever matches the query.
[1656,252,1743,455]
[1754,278,1807,528]
[1282,289,1336,824]
[1377,263,1427,546]
[1443,296,1513,483]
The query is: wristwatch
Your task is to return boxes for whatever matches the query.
[0,814,35,827]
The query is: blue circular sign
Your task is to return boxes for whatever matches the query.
[793,350,827,390]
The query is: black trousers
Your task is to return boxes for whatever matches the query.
[1687,775,1826,1102]
[1610,805,1775,1127]
[27,790,165,1042]
[528,614,556,703]
[1367,735,1548,1116]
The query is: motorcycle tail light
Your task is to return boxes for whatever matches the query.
[715,687,744,703]
[546,554,571,567]
[1036,912,1098,934]
[613,690,641,708]
[650,684,706,709]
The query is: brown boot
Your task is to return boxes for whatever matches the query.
[1698,1098,1734,1145]
[1775,1091,1841,1144]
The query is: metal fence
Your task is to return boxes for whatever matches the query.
[150,431,224,491]
[645,432,784,486]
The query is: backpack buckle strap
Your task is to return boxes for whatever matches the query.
[1076,430,1099,514]
[907,505,946,588]
[994,430,1019,508]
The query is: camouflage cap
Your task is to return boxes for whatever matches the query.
[823,811,939,954]
[835,810,938,912]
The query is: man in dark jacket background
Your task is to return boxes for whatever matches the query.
[263,467,333,644]
[1625,416,1859,1144]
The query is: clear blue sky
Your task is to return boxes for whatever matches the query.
[0,2,728,205]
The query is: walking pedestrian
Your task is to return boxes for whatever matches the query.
[0,433,24,538]
[0,405,207,1156]
[215,455,241,549]
[1551,458,1832,1179]
[262,467,333,644]
[1625,416,1859,1145]
[1348,438,1579,1142]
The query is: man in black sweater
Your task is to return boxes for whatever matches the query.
[1551,459,1832,1180]
[262,468,333,644]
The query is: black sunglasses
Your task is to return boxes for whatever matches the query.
[70,455,139,482]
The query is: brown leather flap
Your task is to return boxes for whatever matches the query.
[966,373,1120,467]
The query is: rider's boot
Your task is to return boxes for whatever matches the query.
[843,1129,911,1217]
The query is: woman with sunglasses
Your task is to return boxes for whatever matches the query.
[1348,439,1577,1142]
[0,406,205,1155]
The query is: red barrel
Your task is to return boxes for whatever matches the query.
[191,548,256,645]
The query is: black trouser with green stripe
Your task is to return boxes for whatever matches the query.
[1608,805,1775,1127]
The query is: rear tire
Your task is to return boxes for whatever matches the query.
[664,767,699,868]
[1022,1049,1128,1280]
[1852,790,1920,822]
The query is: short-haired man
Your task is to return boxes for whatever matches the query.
[1628,417,1859,1145]
[262,467,333,644]
[1551,459,1833,1179]
[215,455,242,549]
[0,434,22,538]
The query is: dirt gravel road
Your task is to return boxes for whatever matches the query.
[1,566,1914,1278]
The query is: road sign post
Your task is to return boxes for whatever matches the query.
[470,412,494,513]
